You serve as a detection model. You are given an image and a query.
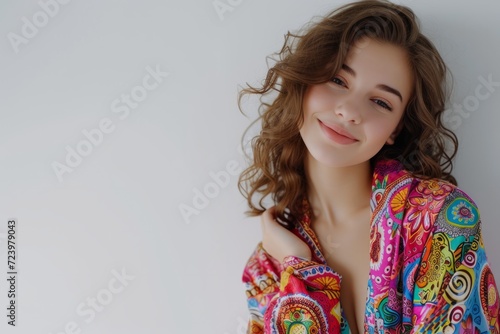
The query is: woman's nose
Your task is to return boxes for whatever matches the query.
[334,97,362,124]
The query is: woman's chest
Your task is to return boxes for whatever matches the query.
[311,215,372,333]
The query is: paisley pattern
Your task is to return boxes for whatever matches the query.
[241,158,500,333]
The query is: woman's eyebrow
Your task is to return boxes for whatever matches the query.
[341,64,403,102]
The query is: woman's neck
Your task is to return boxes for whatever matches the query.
[304,152,373,227]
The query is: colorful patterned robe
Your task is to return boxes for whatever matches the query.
[242,158,500,333]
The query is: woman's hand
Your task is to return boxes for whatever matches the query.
[260,206,312,263]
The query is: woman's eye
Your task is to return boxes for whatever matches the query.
[331,77,346,87]
[373,99,393,111]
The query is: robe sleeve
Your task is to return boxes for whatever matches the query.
[242,241,343,334]
[411,187,500,333]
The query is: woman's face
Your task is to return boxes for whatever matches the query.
[299,37,414,168]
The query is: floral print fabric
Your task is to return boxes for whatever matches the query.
[241,158,500,333]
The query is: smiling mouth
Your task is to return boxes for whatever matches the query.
[318,120,358,144]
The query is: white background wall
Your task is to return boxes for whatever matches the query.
[0,0,498,333]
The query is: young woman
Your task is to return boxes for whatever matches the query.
[238,1,500,333]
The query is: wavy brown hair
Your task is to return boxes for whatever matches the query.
[237,0,459,229]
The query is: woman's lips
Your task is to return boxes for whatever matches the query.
[318,120,358,144]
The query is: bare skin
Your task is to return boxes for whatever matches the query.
[302,153,374,334]
[260,206,312,263]
[310,205,372,334]
[261,170,373,334]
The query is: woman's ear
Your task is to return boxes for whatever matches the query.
[386,121,404,145]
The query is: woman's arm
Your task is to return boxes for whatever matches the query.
[411,187,500,333]
[242,208,344,334]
